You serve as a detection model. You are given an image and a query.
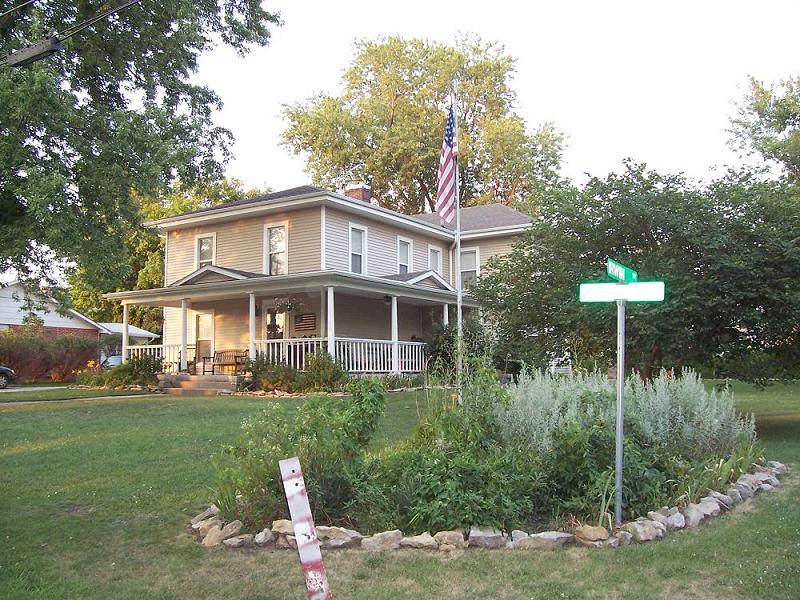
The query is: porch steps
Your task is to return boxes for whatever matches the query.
[157,373,243,396]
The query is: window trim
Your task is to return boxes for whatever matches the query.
[396,235,414,275]
[262,220,289,276]
[428,244,443,276]
[194,232,217,270]
[459,246,480,288]
[348,223,368,275]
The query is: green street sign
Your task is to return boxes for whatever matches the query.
[607,258,638,283]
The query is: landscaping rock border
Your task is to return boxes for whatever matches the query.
[188,461,788,554]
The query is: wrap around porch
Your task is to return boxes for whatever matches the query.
[112,270,469,375]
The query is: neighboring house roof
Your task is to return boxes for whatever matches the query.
[380,270,455,292]
[145,186,531,240]
[410,203,532,232]
[98,323,159,339]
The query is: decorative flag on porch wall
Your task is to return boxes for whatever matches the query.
[435,103,459,224]
[294,313,316,332]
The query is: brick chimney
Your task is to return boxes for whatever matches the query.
[344,183,372,203]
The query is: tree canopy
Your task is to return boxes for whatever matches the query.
[282,36,564,215]
[470,161,800,380]
[0,1,280,289]
[731,75,800,182]
[69,179,264,334]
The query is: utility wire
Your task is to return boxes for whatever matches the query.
[1,0,142,67]
[0,0,35,20]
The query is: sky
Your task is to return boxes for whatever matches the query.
[195,0,800,192]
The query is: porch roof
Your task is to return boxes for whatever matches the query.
[104,269,478,308]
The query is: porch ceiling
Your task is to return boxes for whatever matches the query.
[105,270,478,308]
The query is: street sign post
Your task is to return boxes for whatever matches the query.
[579,259,665,525]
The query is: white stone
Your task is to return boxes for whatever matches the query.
[315,525,363,549]
[361,530,402,551]
[511,530,529,542]
[698,500,720,518]
[621,521,659,542]
[271,519,294,535]
[193,516,222,536]
[727,487,743,504]
[760,483,775,492]
[223,534,253,548]
[736,482,754,499]
[647,511,669,527]
[468,527,507,549]
[682,504,704,528]
[665,511,685,530]
[400,532,438,550]
[254,528,275,547]
[433,530,467,549]
[513,531,573,550]
[190,504,220,525]
[708,491,734,509]
[617,531,633,545]
[767,461,787,475]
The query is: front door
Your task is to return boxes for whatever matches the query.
[195,312,215,367]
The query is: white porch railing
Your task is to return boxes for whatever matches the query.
[127,339,426,374]
[399,341,427,373]
[254,338,327,371]
[127,344,195,374]
[336,338,394,373]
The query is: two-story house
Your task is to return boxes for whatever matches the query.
[106,184,531,375]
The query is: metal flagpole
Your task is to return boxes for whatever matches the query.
[453,84,463,399]
[614,298,626,525]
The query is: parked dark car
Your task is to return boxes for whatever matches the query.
[0,366,16,389]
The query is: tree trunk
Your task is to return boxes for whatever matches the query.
[641,343,660,381]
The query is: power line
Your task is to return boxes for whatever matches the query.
[2,0,143,67]
[0,0,36,20]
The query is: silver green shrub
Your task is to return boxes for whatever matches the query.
[496,369,614,454]
[497,368,755,457]
[625,369,756,456]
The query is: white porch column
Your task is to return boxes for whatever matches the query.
[121,303,129,363]
[442,303,449,326]
[180,298,189,371]
[248,292,256,360]
[319,289,326,337]
[391,295,400,374]
[326,286,336,359]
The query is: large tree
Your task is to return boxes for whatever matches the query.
[0,1,280,291]
[731,76,800,182]
[282,36,564,215]
[69,179,264,334]
[471,161,800,379]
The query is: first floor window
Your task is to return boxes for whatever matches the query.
[429,247,442,274]
[197,235,214,268]
[350,226,365,274]
[266,225,287,275]
[398,238,412,274]
[460,249,478,286]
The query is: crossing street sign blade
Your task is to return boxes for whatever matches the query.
[607,258,638,283]
[579,281,665,303]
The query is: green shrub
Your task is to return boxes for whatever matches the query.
[424,317,491,381]
[214,378,387,529]
[77,355,161,386]
[302,349,349,392]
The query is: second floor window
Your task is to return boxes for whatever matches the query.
[460,249,478,286]
[350,225,366,274]
[265,224,287,275]
[429,247,442,275]
[196,235,215,268]
[397,237,412,275]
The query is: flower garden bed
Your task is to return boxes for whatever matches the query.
[189,460,786,552]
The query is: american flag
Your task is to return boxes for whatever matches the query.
[435,103,459,223]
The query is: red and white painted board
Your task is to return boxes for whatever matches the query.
[279,456,332,600]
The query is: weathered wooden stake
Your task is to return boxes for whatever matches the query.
[279,457,332,600]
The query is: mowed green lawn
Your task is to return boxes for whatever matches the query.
[0,383,798,599]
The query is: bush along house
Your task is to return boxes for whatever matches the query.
[106,184,530,382]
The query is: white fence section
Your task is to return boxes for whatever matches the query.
[127,344,195,374]
[336,338,394,373]
[254,338,327,371]
[399,341,426,373]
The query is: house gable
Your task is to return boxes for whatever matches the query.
[168,265,260,287]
